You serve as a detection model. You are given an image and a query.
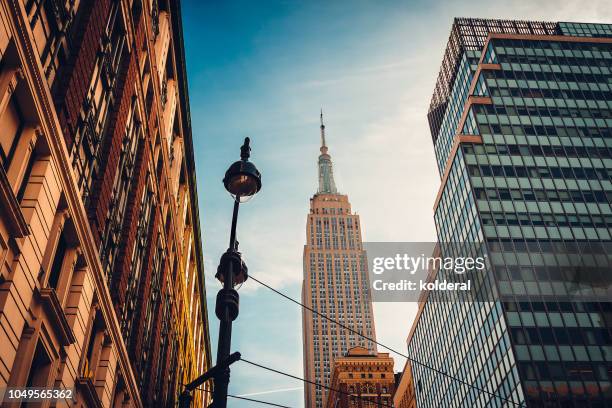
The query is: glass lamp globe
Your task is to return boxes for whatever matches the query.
[223,159,261,203]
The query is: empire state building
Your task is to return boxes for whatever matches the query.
[302,112,376,408]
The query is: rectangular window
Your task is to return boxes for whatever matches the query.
[16,150,37,203]
[25,0,84,87]
[0,98,23,171]
[41,212,79,305]
[47,233,67,290]
[25,0,59,81]
[83,311,105,379]
[121,185,154,340]
[0,50,46,229]
[100,96,141,279]
[71,1,127,206]
[25,340,52,388]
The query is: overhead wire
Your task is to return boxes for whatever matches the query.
[248,274,523,407]
[193,386,293,407]
[239,357,394,408]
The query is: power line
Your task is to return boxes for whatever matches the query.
[192,385,293,408]
[188,357,392,408]
[240,357,394,408]
[182,353,390,407]
[227,394,293,408]
[248,274,523,407]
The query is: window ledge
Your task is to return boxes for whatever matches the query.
[76,376,103,408]
[35,287,76,345]
[0,166,29,238]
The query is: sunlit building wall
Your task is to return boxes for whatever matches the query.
[0,0,210,406]
[393,360,417,408]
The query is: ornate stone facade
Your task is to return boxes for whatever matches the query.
[324,347,395,408]
[0,0,210,406]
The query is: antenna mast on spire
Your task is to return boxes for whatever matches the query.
[317,110,337,194]
[320,109,327,153]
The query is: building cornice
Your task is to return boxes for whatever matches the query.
[169,0,212,370]
[484,32,612,50]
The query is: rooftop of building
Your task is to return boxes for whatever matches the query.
[427,18,612,141]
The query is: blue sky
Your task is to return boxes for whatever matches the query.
[181,1,611,406]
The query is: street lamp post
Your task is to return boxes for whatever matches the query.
[211,137,261,407]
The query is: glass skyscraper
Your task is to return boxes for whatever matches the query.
[406,18,612,408]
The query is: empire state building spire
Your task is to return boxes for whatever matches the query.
[317,110,338,194]
[304,111,376,408]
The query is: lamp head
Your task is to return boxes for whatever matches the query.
[223,137,262,202]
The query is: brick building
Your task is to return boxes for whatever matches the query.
[324,347,395,408]
[0,0,210,406]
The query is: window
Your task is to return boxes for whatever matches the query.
[25,0,64,84]
[25,0,86,88]
[25,340,52,388]
[41,211,79,305]
[47,233,66,290]
[121,184,154,341]
[0,64,40,201]
[154,294,172,399]
[0,97,23,171]
[139,242,164,376]
[83,310,105,380]
[71,1,127,206]
[112,377,127,408]
[100,95,141,281]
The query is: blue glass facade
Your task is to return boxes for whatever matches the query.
[408,18,612,408]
